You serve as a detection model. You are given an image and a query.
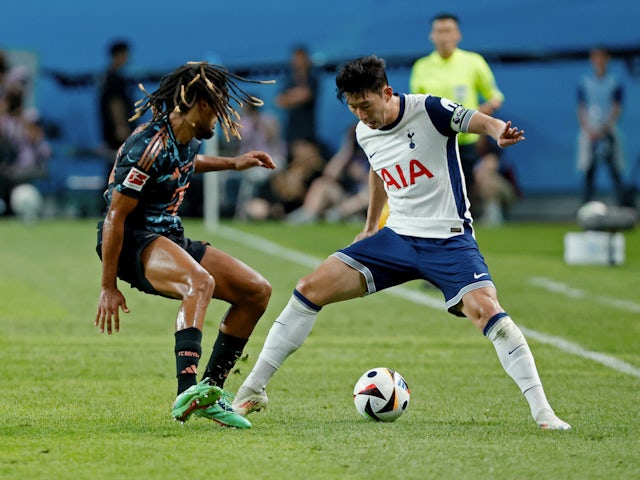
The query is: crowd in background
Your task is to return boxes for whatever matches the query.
[0,49,51,220]
[0,19,634,224]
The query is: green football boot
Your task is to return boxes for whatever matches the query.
[172,378,223,423]
[195,391,252,429]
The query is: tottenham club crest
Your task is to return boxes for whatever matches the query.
[407,130,415,149]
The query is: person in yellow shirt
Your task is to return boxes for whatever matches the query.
[410,13,504,201]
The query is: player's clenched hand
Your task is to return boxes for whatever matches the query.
[235,151,277,171]
[497,121,525,148]
[95,287,130,334]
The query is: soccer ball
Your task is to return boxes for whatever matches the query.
[353,367,410,422]
[10,183,43,223]
[576,200,608,227]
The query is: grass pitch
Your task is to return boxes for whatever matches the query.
[0,218,639,479]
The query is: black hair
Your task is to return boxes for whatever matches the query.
[130,61,274,141]
[109,40,129,57]
[335,55,388,103]
[431,12,460,24]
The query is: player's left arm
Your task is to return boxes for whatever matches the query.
[468,112,525,148]
[194,151,276,174]
[431,97,521,147]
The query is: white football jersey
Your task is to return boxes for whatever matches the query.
[356,93,477,238]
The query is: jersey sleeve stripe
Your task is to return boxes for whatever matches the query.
[138,127,167,170]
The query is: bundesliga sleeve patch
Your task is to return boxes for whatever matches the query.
[123,167,150,191]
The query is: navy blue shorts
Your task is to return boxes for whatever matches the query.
[96,222,209,296]
[333,227,494,317]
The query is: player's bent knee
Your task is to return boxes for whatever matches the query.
[294,275,328,307]
[234,273,272,312]
[294,275,314,299]
[250,275,272,311]
[191,270,215,299]
[465,303,503,327]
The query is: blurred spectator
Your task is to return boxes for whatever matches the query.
[97,40,134,181]
[473,135,519,225]
[10,108,51,181]
[576,46,625,205]
[286,123,369,224]
[0,54,51,218]
[243,138,325,220]
[409,13,504,212]
[276,46,318,152]
[0,50,9,97]
[231,100,286,219]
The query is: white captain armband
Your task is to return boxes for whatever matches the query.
[450,104,477,133]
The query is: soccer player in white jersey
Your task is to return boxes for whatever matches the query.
[233,55,571,430]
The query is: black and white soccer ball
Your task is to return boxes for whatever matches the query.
[353,367,410,422]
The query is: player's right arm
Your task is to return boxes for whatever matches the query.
[355,168,387,242]
[95,190,137,334]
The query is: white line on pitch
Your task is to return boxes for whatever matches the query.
[215,225,640,379]
[529,276,640,313]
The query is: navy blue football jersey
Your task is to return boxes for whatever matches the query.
[104,117,201,235]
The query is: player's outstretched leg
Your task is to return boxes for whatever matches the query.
[484,313,571,431]
[172,378,222,423]
[232,291,320,416]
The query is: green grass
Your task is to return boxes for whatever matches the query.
[1,218,639,479]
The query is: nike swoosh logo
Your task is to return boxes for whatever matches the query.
[473,272,489,279]
[508,344,525,355]
[369,151,378,158]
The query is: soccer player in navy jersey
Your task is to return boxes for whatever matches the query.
[95,62,276,428]
[233,55,571,431]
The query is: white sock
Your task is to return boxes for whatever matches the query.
[485,315,553,419]
[241,292,319,393]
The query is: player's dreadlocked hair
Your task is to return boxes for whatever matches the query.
[130,61,274,141]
